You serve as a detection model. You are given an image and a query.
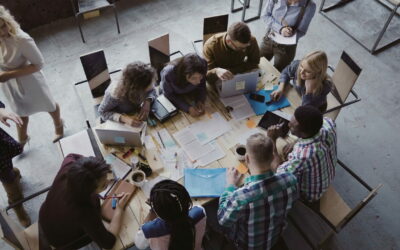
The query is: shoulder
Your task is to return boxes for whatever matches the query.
[322,117,336,131]
[204,33,224,49]
[189,206,207,223]
[161,64,176,81]
[15,30,34,45]
[106,80,123,99]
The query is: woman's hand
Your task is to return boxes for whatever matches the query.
[116,193,131,210]
[138,100,151,121]
[195,102,205,115]
[0,72,11,82]
[120,116,143,127]
[0,108,23,127]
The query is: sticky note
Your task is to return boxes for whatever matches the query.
[114,136,125,144]
[246,119,256,128]
[235,81,245,90]
[236,163,248,174]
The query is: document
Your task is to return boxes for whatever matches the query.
[174,128,215,161]
[104,154,132,179]
[196,141,226,167]
[220,95,255,121]
[269,31,297,45]
[184,168,227,197]
[189,113,231,145]
[59,130,95,157]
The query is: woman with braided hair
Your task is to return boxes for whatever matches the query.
[135,179,207,250]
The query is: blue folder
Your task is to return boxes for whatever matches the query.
[184,168,226,197]
[245,86,291,115]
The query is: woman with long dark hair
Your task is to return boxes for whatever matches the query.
[135,180,207,250]
[160,53,208,117]
[39,154,130,249]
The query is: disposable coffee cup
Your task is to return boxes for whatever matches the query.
[131,170,146,188]
[235,144,246,161]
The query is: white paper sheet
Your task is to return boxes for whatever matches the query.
[220,95,255,121]
[189,113,231,145]
[196,141,226,167]
[269,32,297,45]
[59,130,95,157]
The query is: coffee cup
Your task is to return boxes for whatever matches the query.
[131,170,146,188]
[235,144,246,161]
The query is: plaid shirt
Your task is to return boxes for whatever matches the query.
[218,171,298,250]
[277,117,337,202]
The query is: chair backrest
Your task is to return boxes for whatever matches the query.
[70,0,79,14]
[0,210,31,249]
[148,33,171,83]
[203,14,229,44]
[80,50,111,100]
[331,51,362,104]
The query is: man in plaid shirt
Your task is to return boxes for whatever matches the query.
[218,133,298,249]
[269,105,337,206]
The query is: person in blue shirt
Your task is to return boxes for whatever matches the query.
[260,0,316,71]
[160,53,208,117]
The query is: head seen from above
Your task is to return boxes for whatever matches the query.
[297,50,328,83]
[0,6,20,39]
[150,179,195,250]
[289,105,323,139]
[226,22,252,52]
[175,53,207,86]
[245,133,274,174]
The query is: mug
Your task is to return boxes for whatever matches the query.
[235,144,246,161]
[131,170,146,188]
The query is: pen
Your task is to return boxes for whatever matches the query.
[157,131,166,149]
[111,193,118,209]
[101,194,123,200]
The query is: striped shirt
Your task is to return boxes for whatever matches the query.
[277,117,337,202]
[218,171,298,250]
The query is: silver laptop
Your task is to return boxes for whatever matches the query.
[218,70,260,98]
[95,121,146,147]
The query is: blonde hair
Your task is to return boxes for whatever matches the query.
[296,51,329,95]
[0,5,20,38]
[246,133,273,166]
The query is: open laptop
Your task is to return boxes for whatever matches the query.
[218,70,259,98]
[95,120,147,147]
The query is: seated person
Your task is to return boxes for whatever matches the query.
[268,105,337,207]
[160,53,208,117]
[98,61,157,126]
[218,133,298,250]
[270,51,332,112]
[135,180,206,250]
[203,21,260,85]
[39,154,130,249]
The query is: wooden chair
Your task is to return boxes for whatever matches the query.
[319,0,400,54]
[324,51,362,120]
[70,0,120,43]
[148,33,183,85]
[74,50,121,127]
[191,14,229,55]
[288,159,383,249]
[231,0,264,23]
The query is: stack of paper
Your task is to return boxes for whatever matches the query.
[220,95,255,121]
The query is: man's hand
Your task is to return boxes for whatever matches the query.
[226,167,242,187]
[138,100,151,121]
[280,27,293,37]
[216,68,234,81]
[120,116,143,127]
[282,142,295,160]
[267,123,288,141]
[0,108,23,127]
[188,106,203,117]
[0,72,11,82]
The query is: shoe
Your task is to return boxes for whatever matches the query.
[2,173,31,227]
[53,119,65,143]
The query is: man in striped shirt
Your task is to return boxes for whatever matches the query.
[218,133,298,249]
[269,105,337,207]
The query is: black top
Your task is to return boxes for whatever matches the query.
[39,154,116,249]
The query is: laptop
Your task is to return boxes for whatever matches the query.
[95,120,147,147]
[218,70,259,98]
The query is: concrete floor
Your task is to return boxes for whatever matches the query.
[1,0,400,249]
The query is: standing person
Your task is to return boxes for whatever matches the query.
[0,100,30,227]
[203,21,260,85]
[0,6,64,145]
[98,61,157,126]
[270,50,332,112]
[135,180,207,250]
[39,154,130,249]
[160,53,208,117]
[218,133,298,249]
[260,0,316,71]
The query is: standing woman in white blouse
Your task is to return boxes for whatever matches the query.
[0,6,64,146]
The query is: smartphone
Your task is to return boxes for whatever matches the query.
[249,93,265,103]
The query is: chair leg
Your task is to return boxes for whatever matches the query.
[113,6,121,34]
[241,0,249,21]
[75,15,85,43]
[371,4,399,53]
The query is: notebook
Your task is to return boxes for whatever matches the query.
[184,168,226,197]
[244,86,291,115]
[101,179,136,221]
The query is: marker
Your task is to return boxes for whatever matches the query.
[111,193,118,209]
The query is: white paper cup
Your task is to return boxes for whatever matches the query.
[131,170,146,188]
[235,144,246,161]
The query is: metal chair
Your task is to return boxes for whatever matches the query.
[191,14,229,56]
[319,0,400,54]
[231,0,264,23]
[148,33,184,85]
[70,0,121,43]
[324,51,362,120]
[288,159,383,249]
